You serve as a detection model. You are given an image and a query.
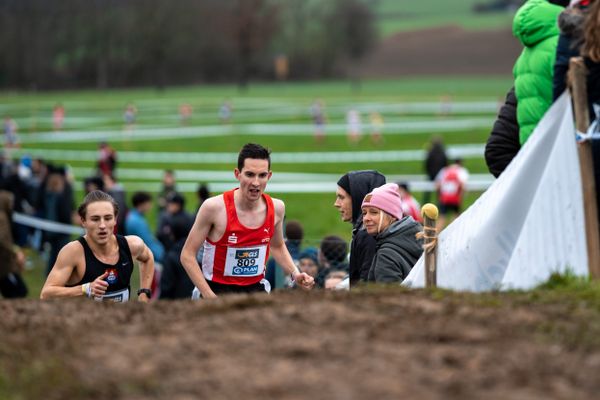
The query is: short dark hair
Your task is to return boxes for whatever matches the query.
[132,191,152,208]
[320,235,348,263]
[237,143,271,171]
[285,220,304,242]
[78,190,119,220]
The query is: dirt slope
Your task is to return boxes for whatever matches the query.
[354,26,522,77]
[1,289,599,400]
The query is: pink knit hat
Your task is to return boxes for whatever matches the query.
[361,183,403,220]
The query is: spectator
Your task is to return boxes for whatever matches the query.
[219,100,232,124]
[157,169,177,220]
[310,99,326,143]
[123,103,137,130]
[157,192,194,253]
[102,173,128,235]
[125,191,164,299]
[160,213,195,299]
[37,165,75,275]
[334,170,386,286]
[297,248,319,279]
[512,0,567,144]
[265,219,304,290]
[485,86,520,178]
[396,182,422,223]
[0,190,27,298]
[435,159,469,230]
[3,115,19,149]
[346,109,362,144]
[423,136,448,204]
[316,235,348,288]
[196,183,210,212]
[361,183,423,283]
[97,141,117,177]
[52,103,65,131]
[324,270,349,290]
[179,103,193,125]
[369,111,384,145]
[125,191,164,264]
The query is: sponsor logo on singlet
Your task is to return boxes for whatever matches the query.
[106,268,118,285]
[228,233,238,244]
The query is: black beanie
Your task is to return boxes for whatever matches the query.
[337,174,351,194]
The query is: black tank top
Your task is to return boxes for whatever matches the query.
[75,235,134,301]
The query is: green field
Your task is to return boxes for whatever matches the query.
[2,76,511,296]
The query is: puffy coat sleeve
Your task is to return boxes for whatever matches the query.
[485,87,520,178]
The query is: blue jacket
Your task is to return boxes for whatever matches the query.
[125,209,164,263]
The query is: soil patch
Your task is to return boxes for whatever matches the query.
[1,288,599,399]
[354,26,522,77]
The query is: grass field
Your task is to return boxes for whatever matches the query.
[2,76,512,296]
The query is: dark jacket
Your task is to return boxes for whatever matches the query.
[553,7,587,101]
[425,142,448,181]
[368,217,423,283]
[345,170,386,286]
[485,86,520,178]
[160,238,195,299]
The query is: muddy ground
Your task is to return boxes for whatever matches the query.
[1,288,600,400]
[354,26,522,77]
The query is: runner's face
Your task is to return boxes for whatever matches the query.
[235,158,271,201]
[82,201,116,244]
[334,186,352,222]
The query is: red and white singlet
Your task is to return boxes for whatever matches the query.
[201,189,275,286]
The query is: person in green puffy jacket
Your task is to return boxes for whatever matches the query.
[513,0,568,145]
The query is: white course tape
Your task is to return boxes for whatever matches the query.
[13,212,84,235]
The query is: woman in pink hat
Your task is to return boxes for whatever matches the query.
[361,183,423,283]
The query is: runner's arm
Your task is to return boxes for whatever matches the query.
[127,235,155,302]
[41,242,87,299]
[180,199,218,298]
[270,200,314,290]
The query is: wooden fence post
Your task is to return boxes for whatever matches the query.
[421,203,439,287]
[568,57,600,279]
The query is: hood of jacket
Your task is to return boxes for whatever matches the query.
[513,0,563,48]
[346,170,386,229]
[375,217,423,258]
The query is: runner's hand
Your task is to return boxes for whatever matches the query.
[90,271,109,297]
[294,272,315,290]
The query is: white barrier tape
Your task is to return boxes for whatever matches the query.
[14,118,493,143]
[10,144,485,164]
[13,213,84,235]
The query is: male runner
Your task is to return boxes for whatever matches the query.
[180,143,314,298]
[41,190,155,302]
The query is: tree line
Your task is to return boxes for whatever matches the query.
[0,0,376,90]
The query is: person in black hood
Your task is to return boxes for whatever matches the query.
[334,170,385,286]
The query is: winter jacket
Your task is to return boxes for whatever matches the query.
[553,8,586,100]
[367,217,423,283]
[0,191,17,278]
[345,170,386,286]
[160,238,195,299]
[513,0,563,144]
[485,86,520,178]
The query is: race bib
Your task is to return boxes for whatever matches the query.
[94,287,130,303]
[223,245,267,277]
